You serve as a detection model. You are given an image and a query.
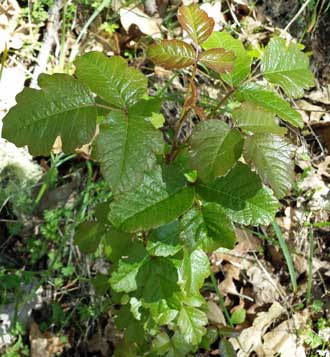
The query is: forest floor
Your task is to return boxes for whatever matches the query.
[1,0,330,356]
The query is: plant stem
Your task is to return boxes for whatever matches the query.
[306,227,314,304]
[272,221,298,293]
[167,57,198,163]
[210,271,233,326]
[208,87,235,119]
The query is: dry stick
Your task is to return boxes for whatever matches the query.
[31,0,63,88]
[284,0,312,32]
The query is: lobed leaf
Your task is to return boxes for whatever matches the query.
[189,120,243,183]
[244,133,295,198]
[180,208,208,251]
[180,248,210,297]
[178,305,208,345]
[109,166,195,232]
[235,83,303,128]
[136,257,180,302]
[110,260,142,293]
[147,39,196,69]
[197,162,279,225]
[2,73,96,156]
[74,221,104,254]
[94,99,164,194]
[75,52,147,109]
[177,4,214,45]
[231,102,287,135]
[202,203,236,250]
[199,48,235,74]
[180,205,236,252]
[147,222,181,257]
[202,31,252,85]
[261,37,314,98]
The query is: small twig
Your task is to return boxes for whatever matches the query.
[31,0,63,88]
[69,0,110,63]
[284,0,312,32]
[306,227,315,304]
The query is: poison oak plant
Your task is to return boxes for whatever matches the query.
[2,4,314,355]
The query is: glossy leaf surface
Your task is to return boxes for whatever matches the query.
[203,31,252,85]
[244,133,295,198]
[147,39,196,69]
[178,305,208,345]
[189,120,243,183]
[199,48,235,74]
[177,4,214,45]
[235,83,303,128]
[109,166,195,232]
[75,52,147,109]
[197,163,278,225]
[261,37,314,98]
[2,74,96,155]
[95,99,164,194]
[232,102,287,135]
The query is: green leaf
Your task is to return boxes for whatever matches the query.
[197,162,278,225]
[261,37,314,98]
[136,257,179,302]
[189,120,243,183]
[243,133,295,198]
[148,299,179,325]
[75,52,147,109]
[180,248,210,297]
[199,48,235,74]
[230,308,246,325]
[147,40,196,69]
[110,260,143,293]
[177,4,214,45]
[2,73,96,156]
[91,273,109,295]
[202,31,252,85]
[151,332,191,357]
[178,305,208,345]
[180,205,235,252]
[180,208,208,251]
[219,339,237,357]
[202,203,236,250]
[147,221,181,257]
[95,100,164,194]
[104,228,146,263]
[231,102,287,135]
[74,221,104,254]
[109,166,195,232]
[235,83,303,128]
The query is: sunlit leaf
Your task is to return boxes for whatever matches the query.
[235,83,303,128]
[109,166,195,232]
[147,39,196,69]
[203,31,252,85]
[189,120,243,183]
[244,133,295,198]
[177,4,214,45]
[232,102,287,135]
[197,162,278,225]
[2,74,97,155]
[261,37,314,98]
[75,52,147,109]
[199,48,235,74]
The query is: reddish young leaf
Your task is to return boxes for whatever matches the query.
[177,4,214,45]
[199,48,235,74]
[147,39,196,69]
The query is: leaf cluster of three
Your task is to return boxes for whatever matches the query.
[1,3,315,354]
